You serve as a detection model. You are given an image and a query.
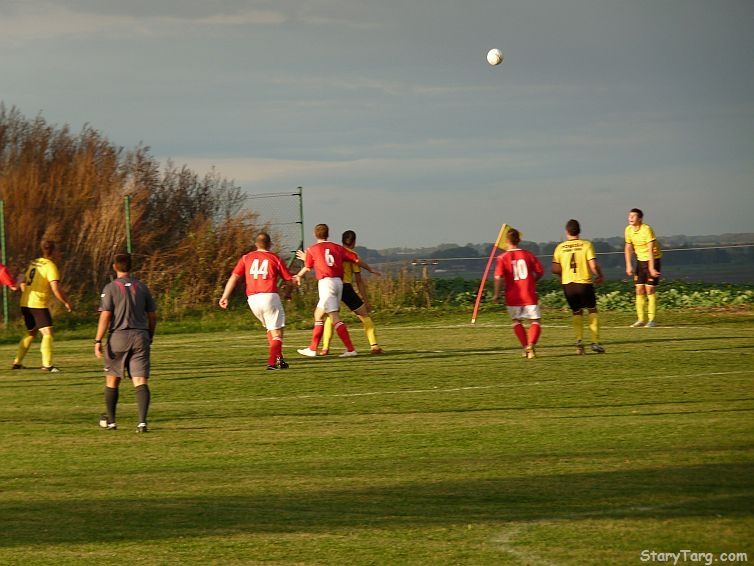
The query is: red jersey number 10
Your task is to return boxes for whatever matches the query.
[511,259,529,281]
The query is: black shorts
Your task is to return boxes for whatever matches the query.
[563,283,597,312]
[342,283,365,312]
[635,259,661,286]
[21,307,53,330]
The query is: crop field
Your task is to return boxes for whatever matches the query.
[1,310,753,564]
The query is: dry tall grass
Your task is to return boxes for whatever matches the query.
[0,105,262,315]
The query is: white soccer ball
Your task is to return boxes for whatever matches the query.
[486,48,504,66]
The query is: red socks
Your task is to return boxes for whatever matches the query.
[335,321,355,351]
[309,321,325,350]
[268,336,283,366]
[513,321,541,347]
[310,320,353,352]
[512,322,527,347]
[528,322,541,345]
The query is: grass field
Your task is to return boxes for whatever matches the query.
[1,310,753,564]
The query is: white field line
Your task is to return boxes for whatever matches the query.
[142,323,754,349]
[151,369,754,407]
[492,525,558,566]
[491,492,754,563]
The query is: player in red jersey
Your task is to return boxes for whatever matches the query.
[294,223,380,358]
[219,232,297,370]
[491,228,544,359]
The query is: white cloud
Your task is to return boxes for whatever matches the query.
[0,2,288,42]
[165,154,542,189]
[0,3,133,41]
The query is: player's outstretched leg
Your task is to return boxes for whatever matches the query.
[13,333,34,369]
[298,320,324,357]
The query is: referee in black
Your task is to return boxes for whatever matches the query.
[94,253,157,433]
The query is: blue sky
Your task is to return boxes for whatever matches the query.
[1,0,752,248]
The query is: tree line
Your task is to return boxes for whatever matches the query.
[0,105,264,314]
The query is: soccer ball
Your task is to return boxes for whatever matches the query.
[486,48,504,66]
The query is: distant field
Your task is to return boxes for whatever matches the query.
[1,311,753,564]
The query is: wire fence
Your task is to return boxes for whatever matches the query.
[408,244,754,263]
[0,188,305,325]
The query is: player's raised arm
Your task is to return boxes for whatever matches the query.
[356,259,381,276]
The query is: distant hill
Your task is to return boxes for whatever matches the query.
[366,233,754,283]
[370,233,754,261]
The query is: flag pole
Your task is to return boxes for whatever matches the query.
[471,224,507,324]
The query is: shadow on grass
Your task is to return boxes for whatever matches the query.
[1,462,752,547]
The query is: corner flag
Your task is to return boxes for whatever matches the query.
[470,223,520,324]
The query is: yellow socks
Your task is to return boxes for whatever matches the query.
[636,294,647,322]
[647,293,657,322]
[41,334,54,367]
[321,317,334,351]
[362,316,378,348]
[15,335,34,364]
[589,313,600,343]
[572,314,584,342]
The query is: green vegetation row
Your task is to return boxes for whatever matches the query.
[0,105,265,303]
[1,278,750,347]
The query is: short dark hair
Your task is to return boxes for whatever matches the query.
[113,253,132,272]
[255,232,271,250]
[506,228,521,246]
[630,208,644,219]
[41,240,56,257]
[314,224,329,239]
[565,219,581,236]
[341,230,356,246]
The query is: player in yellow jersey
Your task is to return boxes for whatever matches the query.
[13,241,73,372]
[624,208,662,327]
[552,219,605,355]
[298,229,383,355]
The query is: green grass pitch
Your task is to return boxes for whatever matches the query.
[1,311,752,564]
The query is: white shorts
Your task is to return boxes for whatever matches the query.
[507,304,541,320]
[317,277,343,313]
[247,293,285,330]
